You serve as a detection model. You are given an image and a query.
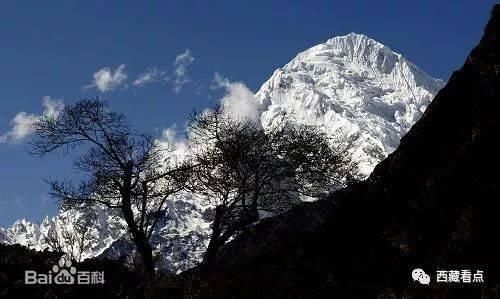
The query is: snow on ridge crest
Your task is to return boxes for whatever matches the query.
[257,32,444,175]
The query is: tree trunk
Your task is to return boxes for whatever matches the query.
[120,162,155,276]
[250,197,259,222]
[249,175,260,222]
[121,201,155,275]
[136,235,155,275]
[204,236,220,269]
[203,205,223,269]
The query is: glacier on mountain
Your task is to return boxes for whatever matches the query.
[0,33,444,273]
[258,33,444,174]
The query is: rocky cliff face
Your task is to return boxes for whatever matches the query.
[199,5,498,297]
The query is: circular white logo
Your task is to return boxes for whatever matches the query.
[412,268,430,285]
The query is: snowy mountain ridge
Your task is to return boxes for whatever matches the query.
[0,33,444,273]
[258,33,444,174]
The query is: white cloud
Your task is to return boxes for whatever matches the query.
[132,67,166,87]
[173,49,195,94]
[0,112,36,143]
[154,74,261,163]
[157,124,189,162]
[41,96,64,118]
[161,126,178,145]
[86,64,128,92]
[212,72,261,122]
[211,72,230,89]
[0,96,64,143]
[83,51,196,93]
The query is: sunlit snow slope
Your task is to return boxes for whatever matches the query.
[258,33,444,174]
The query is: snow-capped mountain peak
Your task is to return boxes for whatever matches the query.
[1,33,444,273]
[258,32,444,174]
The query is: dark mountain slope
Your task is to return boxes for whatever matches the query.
[193,5,499,297]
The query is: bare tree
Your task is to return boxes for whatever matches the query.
[42,208,96,262]
[43,226,65,255]
[73,209,96,262]
[187,105,356,267]
[30,98,191,275]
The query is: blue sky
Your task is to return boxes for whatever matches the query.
[0,0,495,227]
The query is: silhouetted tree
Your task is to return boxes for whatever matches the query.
[187,105,356,267]
[30,98,191,275]
[42,208,96,262]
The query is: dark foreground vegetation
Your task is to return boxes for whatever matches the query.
[1,4,498,298]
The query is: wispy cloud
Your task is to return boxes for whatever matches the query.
[211,72,230,89]
[0,96,64,143]
[160,125,186,150]
[86,64,128,92]
[211,72,260,122]
[83,50,195,94]
[132,67,166,87]
[156,124,189,163]
[173,49,195,94]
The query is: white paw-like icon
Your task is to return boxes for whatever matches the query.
[53,257,77,284]
[412,268,430,285]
